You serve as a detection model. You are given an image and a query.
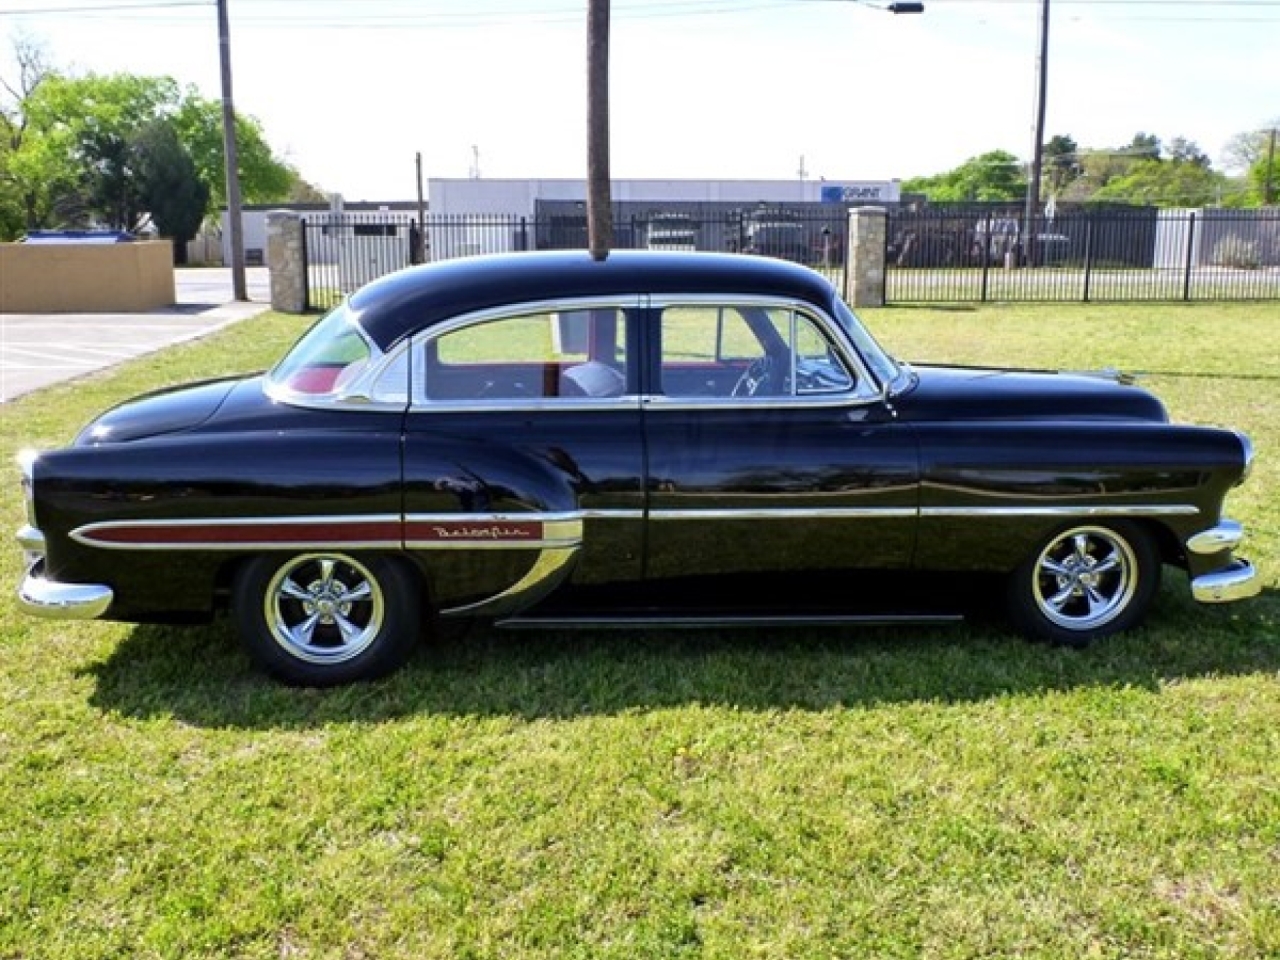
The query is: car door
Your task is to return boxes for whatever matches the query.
[641,298,919,599]
[400,298,646,616]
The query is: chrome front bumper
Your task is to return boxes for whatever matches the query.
[18,565,114,620]
[1191,559,1260,604]
[16,524,113,620]
[1186,520,1261,604]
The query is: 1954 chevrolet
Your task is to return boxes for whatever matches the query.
[17,251,1259,685]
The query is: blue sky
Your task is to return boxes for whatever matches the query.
[2,0,1277,200]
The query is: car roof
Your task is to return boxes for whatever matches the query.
[345,250,840,348]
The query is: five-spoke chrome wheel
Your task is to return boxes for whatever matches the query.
[1032,527,1137,631]
[234,552,420,685]
[264,554,385,665]
[1008,521,1159,646]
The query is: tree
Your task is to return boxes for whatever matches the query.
[1223,122,1280,206]
[286,174,329,204]
[8,71,180,231]
[1165,136,1210,168]
[173,93,294,209]
[1127,132,1162,162]
[1092,159,1225,208]
[0,46,303,239]
[0,35,56,235]
[902,151,1026,203]
[1042,134,1081,197]
[135,119,209,256]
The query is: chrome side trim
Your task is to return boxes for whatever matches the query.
[409,397,644,415]
[579,508,645,521]
[649,505,1199,522]
[920,505,1199,519]
[404,515,583,550]
[1191,559,1260,603]
[69,512,594,552]
[641,394,874,412]
[18,564,113,620]
[650,507,916,521]
[440,545,581,617]
[1187,520,1244,555]
[72,515,404,551]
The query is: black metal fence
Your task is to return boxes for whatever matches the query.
[300,207,1280,310]
[886,208,1280,303]
[300,208,849,310]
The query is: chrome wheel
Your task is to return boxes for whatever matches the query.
[1031,526,1137,631]
[1008,520,1159,646]
[262,553,385,665]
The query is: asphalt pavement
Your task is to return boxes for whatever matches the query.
[0,267,272,403]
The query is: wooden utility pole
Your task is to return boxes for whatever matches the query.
[217,0,247,300]
[1022,0,1050,267]
[587,0,612,260]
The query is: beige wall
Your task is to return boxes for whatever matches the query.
[0,240,176,313]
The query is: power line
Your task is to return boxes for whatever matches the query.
[6,0,1280,25]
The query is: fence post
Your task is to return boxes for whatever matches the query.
[844,207,888,307]
[979,228,991,303]
[1183,211,1197,302]
[518,217,528,251]
[1082,217,1093,303]
[300,217,310,309]
[265,210,307,314]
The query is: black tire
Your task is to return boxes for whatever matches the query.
[233,552,421,686]
[1006,521,1160,647]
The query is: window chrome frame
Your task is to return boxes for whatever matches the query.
[329,291,884,415]
[408,295,644,412]
[644,293,881,409]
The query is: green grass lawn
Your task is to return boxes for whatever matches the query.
[1,302,1277,959]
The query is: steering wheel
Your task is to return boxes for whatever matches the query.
[731,355,774,398]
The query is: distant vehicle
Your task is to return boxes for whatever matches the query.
[972,217,1071,266]
[645,214,698,251]
[743,208,809,263]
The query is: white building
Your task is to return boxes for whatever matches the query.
[427,177,901,217]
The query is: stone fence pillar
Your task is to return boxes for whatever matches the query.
[266,210,307,314]
[844,206,887,308]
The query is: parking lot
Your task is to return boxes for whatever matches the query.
[0,267,270,403]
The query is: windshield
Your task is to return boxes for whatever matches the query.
[832,298,903,391]
[267,305,377,397]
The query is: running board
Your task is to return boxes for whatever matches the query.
[495,613,965,630]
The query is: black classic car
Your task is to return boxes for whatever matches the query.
[17,251,1259,685]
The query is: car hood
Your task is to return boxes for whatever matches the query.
[74,376,246,445]
[895,364,1168,422]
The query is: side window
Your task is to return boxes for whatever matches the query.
[425,308,628,401]
[791,313,855,395]
[659,304,853,399]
